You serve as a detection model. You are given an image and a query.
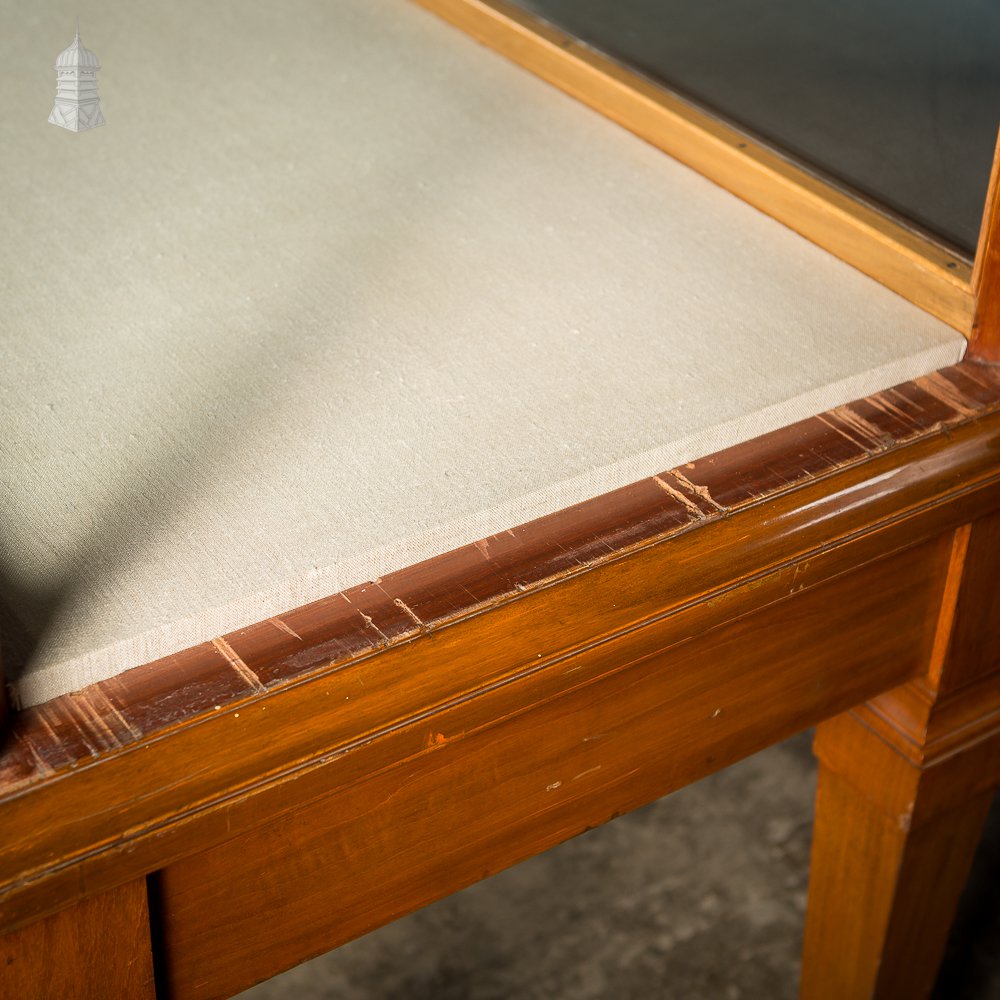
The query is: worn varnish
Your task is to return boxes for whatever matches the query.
[0,362,998,1000]
[2,363,997,792]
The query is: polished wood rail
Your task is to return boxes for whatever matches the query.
[1,362,999,998]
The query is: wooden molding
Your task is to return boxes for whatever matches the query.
[157,536,948,999]
[0,363,999,941]
[860,674,1000,768]
[971,130,1000,362]
[411,0,975,333]
[817,503,1000,825]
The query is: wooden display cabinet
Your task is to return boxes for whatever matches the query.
[1,2,998,997]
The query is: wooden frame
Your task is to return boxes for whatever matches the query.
[2,362,999,998]
[2,4,1000,998]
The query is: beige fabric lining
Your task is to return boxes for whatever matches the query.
[0,0,965,707]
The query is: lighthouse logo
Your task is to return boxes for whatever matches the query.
[49,30,105,132]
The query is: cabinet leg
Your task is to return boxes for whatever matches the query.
[800,708,996,999]
[802,516,1000,998]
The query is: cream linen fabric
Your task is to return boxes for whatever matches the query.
[0,0,965,707]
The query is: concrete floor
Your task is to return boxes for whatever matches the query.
[240,732,999,999]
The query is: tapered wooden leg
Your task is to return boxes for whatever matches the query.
[801,712,997,999]
[0,878,156,1000]
[800,515,1000,1000]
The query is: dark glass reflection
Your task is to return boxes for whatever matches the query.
[514,0,1000,254]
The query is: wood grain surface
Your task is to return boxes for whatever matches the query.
[0,364,996,927]
[0,879,154,1000]
[801,508,1000,999]
[155,535,951,999]
[0,363,998,1000]
[802,762,994,1000]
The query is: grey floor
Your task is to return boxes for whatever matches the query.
[239,731,1000,999]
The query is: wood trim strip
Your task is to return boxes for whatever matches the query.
[409,0,975,333]
[0,363,998,935]
[926,524,972,689]
[971,130,1000,362]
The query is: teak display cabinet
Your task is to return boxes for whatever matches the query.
[2,2,999,998]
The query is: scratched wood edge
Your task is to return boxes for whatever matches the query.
[0,364,998,935]
[1,361,998,790]
[409,0,975,334]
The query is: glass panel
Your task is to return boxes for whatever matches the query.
[513,0,1000,254]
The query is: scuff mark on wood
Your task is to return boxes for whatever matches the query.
[268,617,303,642]
[817,412,875,452]
[897,805,914,833]
[916,371,978,416]
[670,469,724,511]
[61,694,126,755]
[831,406,892,450]
[868,394,922,431]
[12,728,55,778]
[652,475,704,518]
[33,703,61,745]
[838,406,884,439]
[211,638,266,694]
[357,611,390,645]
[393,598,424,629]
[73,687,140,743]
